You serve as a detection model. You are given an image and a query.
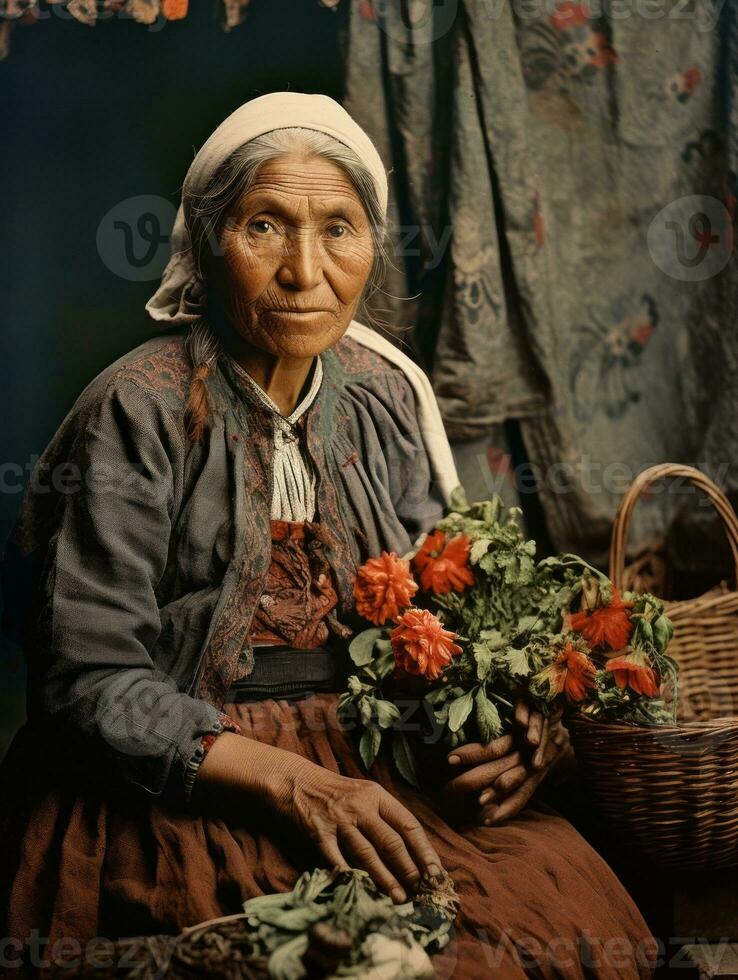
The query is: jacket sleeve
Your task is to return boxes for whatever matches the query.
[15,375,228,805]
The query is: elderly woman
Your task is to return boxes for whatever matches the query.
[0,93,654,978]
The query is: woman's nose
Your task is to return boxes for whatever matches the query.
[276,234,323,290]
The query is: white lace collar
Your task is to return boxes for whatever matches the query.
[228,355,323,425]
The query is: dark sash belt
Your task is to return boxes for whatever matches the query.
[224,644,346,703]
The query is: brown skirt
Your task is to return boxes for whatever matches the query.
[0,695,656,979]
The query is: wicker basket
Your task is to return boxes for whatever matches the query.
[567,464,738,871]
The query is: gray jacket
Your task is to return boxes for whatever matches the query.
[4,330,445,805]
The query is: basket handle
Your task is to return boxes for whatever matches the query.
[609,464,738,591]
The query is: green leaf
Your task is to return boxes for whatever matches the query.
[360,727,382,769]
[243,892,291,915]
[479,629,506,648]
[425,687,450,705]
[473,643,493,682]
[291,868,334,905]
[504,647,531,677]
[653,614,674,653]
[359,697,374,726]
[374,699,401,729]
[448,485,469,513]
[433,703,450,726]
[392,732,420,788]
[502,552,535,587]
[349,628,385,667]
[448,690,474,732]
[268,933,310,980]
[448,729,468,749]
[475,688,502,743]
[470,538,493,564]
[256,905,325,930]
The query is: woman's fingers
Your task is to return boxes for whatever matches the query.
[531,729,565,773]
[447,734,514,768]
[316,831,350,874]
[482,769,547,826]
[525,710,544,747]
[551,720,569,747]
[483,736,566,825]
[367,821,422,892]
[379,798,443,878]
[478,785,500,806]
[514,700,530,730]
[531,717,550,769]
[445,751,523,795]
[493,763,528,796]
[339,825,407,903]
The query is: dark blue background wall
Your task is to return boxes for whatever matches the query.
[0,1,343,756]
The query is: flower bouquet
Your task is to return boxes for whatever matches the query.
[337,489,677,787]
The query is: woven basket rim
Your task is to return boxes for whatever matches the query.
[567,711,738,736]
[663,582,738,616]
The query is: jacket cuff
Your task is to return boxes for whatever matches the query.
[181,712,243,801]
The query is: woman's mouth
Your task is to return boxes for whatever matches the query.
[267,308,331,316]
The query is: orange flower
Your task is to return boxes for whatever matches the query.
[538,643,597,702]
[606,652,659,697]
[353,552,418,626]
[162,0,188,18]
[391,608,463,681]
[413,530,475,595]
[570,586,633,651]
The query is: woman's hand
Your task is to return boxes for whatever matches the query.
[279,761,443,903]
[445,700,569,824]
[195,733,443,903]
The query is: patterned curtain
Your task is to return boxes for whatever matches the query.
[342,0,738,571]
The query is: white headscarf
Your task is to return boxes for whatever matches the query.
[145,91,388,328]
[145,90,460,503]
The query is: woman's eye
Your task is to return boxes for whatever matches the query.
[248,220,274,235]
[327,224,349,239]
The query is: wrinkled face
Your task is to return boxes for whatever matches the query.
[209,152,375,359]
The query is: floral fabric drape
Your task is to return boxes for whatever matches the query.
[342,0,737,569]
[0,0,251,58]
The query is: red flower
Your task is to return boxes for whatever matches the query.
[633,317,655,348]
[683,67,701,94]
[550,1,590,30]
[606,653,659,697]
[571,586,633,651]
[534,208,545,246]
[539,643,597,702]
[413,530,475,595]
[353,552,418,626]
[591,33,618,68]
[391,608,463,681]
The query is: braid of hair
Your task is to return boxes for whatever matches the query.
[184,321,220,443]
